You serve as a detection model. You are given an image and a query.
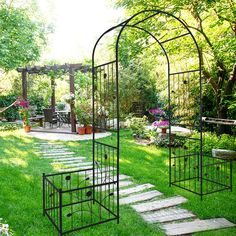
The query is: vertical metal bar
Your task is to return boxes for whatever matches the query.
[92,57,95,204]
[43,173,46,216]
[59,189,63,236]
[230,160,233,192]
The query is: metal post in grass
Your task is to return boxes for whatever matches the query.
[42,173,46,216]
[59,188,63,236]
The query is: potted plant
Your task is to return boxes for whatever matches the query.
[16,97,31,132]
[76,100,92,135]
[152,120,169,133]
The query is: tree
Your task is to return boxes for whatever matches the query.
[115,0,236,133]
[0,1,50,71]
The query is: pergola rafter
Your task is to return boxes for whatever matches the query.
[16,63,91,133]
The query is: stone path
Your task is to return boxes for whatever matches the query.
[35,141,235,235]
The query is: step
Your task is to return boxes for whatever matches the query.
[35,144,66,148]
[94,174,131,183]
[42,152,75,156]
[115,184,155,196]
[42,155,83,159]
[132,196,188,213]
[49,157,87,162]
[96,180,134,191]
[52,159,84,164]
[141,208,195,223]
[36,149,70,154]
[60,162,93,167]
[120,190,163,205]
[162,218,235,236]
[86,167,116,175]
[59,166,93,172]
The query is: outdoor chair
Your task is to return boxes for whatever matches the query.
[43,109,58,128]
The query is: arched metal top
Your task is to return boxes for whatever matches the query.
[92,9,202,72]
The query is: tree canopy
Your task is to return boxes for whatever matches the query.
[114,0,236,129]
[0,1,50,71]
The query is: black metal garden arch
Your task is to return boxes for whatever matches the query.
[42,10,233,236]
[92,9,233,202]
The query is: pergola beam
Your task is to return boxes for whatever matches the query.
[17,63,90,75]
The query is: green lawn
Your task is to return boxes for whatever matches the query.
[0,129,235,235]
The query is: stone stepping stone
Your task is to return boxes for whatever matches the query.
[162,218,235,236]
[94,174,131,183]
[59,166,93,172]
[52,159,84,164]
[36,149,70,154]
[120,190,163,205]
[86,167,116,174]
[141,208,195,223]
[132,196,187,213]
[96,180,134,191]
[60,162,93,167]
[42,155,80,159]
[42,152,75,156]
[35,145,65,148]
[116,183,155,196]
[49,157,86,162]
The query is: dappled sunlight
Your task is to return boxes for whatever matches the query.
[0,157,28,168]
[120,159,132,164]
[23,174,33,182]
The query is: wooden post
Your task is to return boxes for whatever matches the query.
[69,66,76,133]
[22,70,27,100]
[51,77,56,111]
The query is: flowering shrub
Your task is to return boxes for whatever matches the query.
[148,107,164,116]
[15,97,30,126]
[152,120,169,128]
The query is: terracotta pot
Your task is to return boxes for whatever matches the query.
[24,125,31,133]
[77,126,86,135]
[161,127,167,134]
[85,125,92,134]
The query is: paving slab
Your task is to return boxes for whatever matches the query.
[141,208,195,223]
[115,183,155,196]
[94,174,131,183]
[41,155,81,159]
[59,162,93,167]
[48,157,86,161]
[59,166,93,172]
[120,190,163,205]
[162,218,235,236]
[96,180,134,191]
[52,159,84,164]
[36,149,70,154]
[132,196,187,213]
[42,152,75,156]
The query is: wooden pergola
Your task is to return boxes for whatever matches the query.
[17,63,90,133]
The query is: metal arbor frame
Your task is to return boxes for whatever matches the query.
[92,9,232,203]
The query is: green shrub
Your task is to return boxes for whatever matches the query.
[154,135,185,148]
[185,132,236,154]
[0,122,21,131]
[127,116,149,138]
[0,95,19,121]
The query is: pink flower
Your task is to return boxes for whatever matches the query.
[148,107,164,115]
[152,120,169,127]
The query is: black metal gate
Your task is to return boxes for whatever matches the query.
[92,9,233,201]
[92,60,120,221]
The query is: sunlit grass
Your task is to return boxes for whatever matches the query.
[0,129,235,235]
